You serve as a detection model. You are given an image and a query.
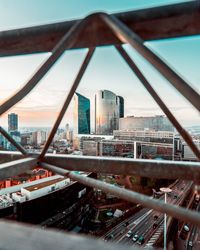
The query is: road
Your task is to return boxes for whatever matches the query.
[102,180,193,248]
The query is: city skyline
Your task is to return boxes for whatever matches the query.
[1,85,200,131]
[0,0,199,128]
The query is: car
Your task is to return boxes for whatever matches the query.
[153,223,158,229]
[154,215,158,220]
[104,234,114,241]
[137,236,145,245]
[183,224,190,232]
[188,241,193,247]
[132,234,139,242]
[126,230,132,238]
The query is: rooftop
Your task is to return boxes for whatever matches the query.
[23,177,65,192]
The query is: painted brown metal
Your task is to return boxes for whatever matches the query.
[0,1,199,56]
[42,154,200,181]
[100,14,200,112]
[39,48,95,159]
[0,127,27,155]
[115,45,200,159]
[0,17,90,116]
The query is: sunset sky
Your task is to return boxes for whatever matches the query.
[0,0,199,129]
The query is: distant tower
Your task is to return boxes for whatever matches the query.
[8,113,18,132]
[118,96,124,118]
[95,90,121,135]
[73,93,90,134]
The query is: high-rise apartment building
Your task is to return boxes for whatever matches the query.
[95,90,123,135]
[73,93,90,135]
[8,113,18,132]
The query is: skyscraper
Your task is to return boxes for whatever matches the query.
[73,93,90,135]
[118,96,124,118]
[95,90,121,135]
[8,113,18,132]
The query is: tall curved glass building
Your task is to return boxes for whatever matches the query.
[95,90,123,135]
[73,93,90,135]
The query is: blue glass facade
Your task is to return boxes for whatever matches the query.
[74,93,90,134]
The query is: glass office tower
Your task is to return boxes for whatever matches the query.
[73,93,90,134]
[95,90,121,135]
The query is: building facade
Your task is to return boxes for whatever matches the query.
[31,131,47,145]
[95,90,123,135]
[99,138,173,160]
[73,93,90,135]
[182,140,200,161]
[113,130,174,144]
[8,113,18,132]
[119,115,174,131]
[118,96,124,118]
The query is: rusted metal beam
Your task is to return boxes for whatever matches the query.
[0,220,141,250]
[0,157,37,180]
[0,1,199,56]
[0,127,27,155]
[39,48,95,159]
[0,17,90,116]
[115,45,200,159]
[42,154,200,181]
[101,14,200,112]
[40,162,200,228]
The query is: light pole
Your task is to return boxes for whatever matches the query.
[160,187,172,250]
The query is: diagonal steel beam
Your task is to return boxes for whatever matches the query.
[0,17,90,116]
[40,162,200,228]
[0,157,37,180]
[115,45,200,160]
[0,127,27,155]
[100,13,200,112]
[39,48,95,159]
[41,154,200,181]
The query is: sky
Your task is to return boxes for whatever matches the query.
[0,0,199,129]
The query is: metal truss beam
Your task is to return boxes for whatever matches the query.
[0,158,37,180]
[40,48,95,159]
[0,1,199,56]
[42,154,200,181]
[100,14,200,112]
[0,17,90,115]
[0,127,27,155]
[115,45,200,159]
